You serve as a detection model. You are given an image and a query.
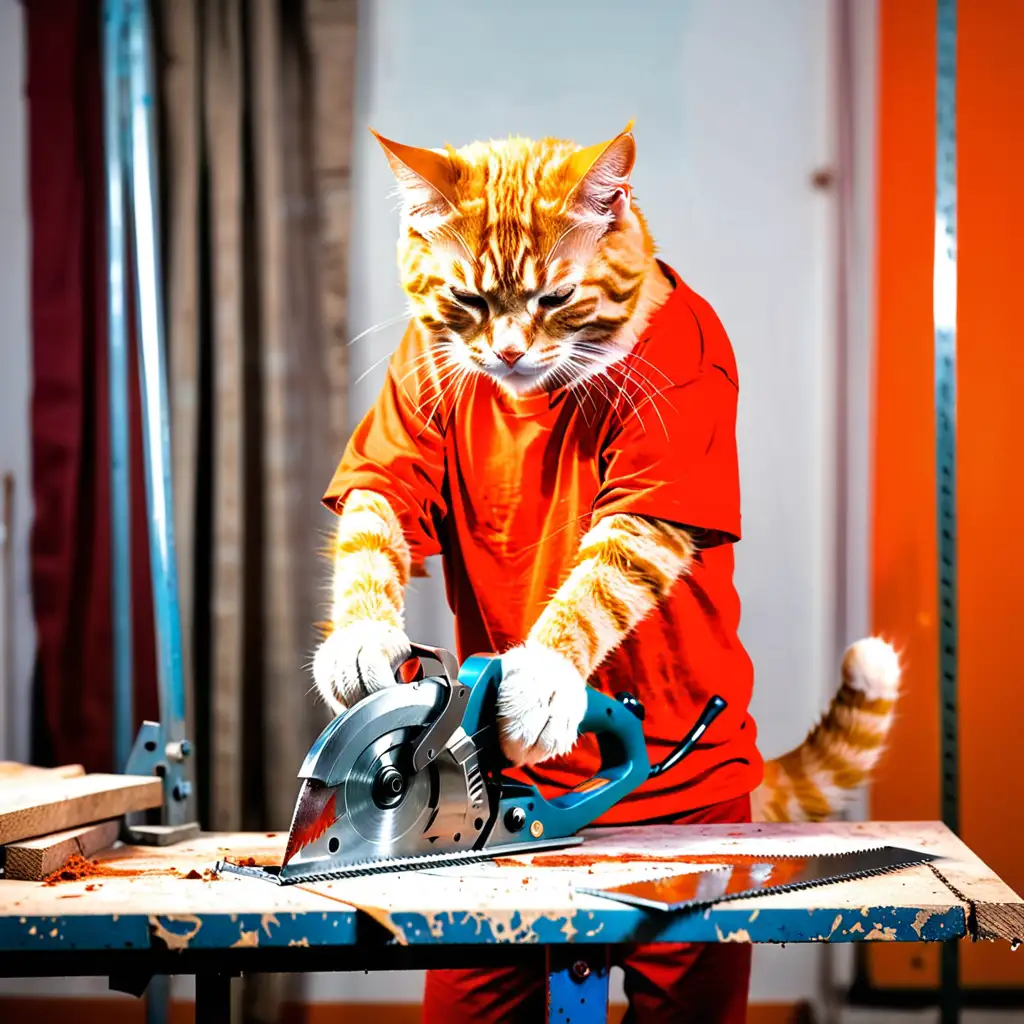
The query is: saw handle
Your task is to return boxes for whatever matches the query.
[458,654,729,843]
[545,689,727,835]
[647,694,728,779]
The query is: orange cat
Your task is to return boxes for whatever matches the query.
[313,123,899,825]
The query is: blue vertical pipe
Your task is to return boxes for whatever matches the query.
[934,1,959,1021]
[102,0,133,774]
[124,7,178,1024]
[125,0,190,812]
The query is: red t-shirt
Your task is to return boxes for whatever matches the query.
[324,262,763,823]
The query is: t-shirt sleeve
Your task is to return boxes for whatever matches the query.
[592,366,741,546]
[322,325,447,570]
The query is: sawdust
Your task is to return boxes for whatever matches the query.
[494,852,805,869]
[43,854,146,885]
[42,853,218,885]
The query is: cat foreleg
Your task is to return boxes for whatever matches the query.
[497,513,695,764]
[312,490,413,713]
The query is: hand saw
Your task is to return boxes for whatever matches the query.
[218,643,728,884]
[576,845,939,913]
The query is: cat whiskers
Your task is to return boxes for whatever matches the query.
[568,354,653,436]
[395,347,446,391]
[572,340,674,439]
[542,360,597,426]
[346,310,410,348]
[410,347,474,427]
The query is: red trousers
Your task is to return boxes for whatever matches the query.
[422,794,752,1023]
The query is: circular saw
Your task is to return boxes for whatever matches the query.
[219,643,727,884]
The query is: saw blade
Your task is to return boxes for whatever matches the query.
[216,835,585,885]
[576,845,939,912]
[277,681,498,880]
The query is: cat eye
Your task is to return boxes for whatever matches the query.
[539,285,576,309]
[450,288,489,312]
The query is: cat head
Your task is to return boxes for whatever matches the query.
[373,124,656,396]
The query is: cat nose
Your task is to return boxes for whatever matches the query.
[495,344,525,367]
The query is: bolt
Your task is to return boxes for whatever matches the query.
[173,781,192,802]
[166,740,193,764]
[504,806,527,833]
[571,960,590,981]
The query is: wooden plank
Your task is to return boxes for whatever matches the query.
[0,762,85,783]
[0,774,161,844]
[4,819,120,880]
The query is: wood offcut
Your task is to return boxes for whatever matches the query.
[0,763,85,782]
[0,774,162,845]
[4,820,120,881]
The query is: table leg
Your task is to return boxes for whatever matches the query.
[146,974,170,1024]
[546,946,610,1024]
[940,942,960,1024]
[196,973,232,1024]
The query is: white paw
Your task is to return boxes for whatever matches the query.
[844,637,901,700]
[312,621,412,715]
[497,643,587,766]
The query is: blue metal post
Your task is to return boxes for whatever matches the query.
[124,0,192,824]
[546,947,610,1024]
[934,1,959,1021]
[102,0,133,774]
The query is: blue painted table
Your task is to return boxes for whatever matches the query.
[1,820,1020,1022]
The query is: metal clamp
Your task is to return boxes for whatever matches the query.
[407,643,469,774]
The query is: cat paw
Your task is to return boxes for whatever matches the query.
[312,621,412,715]
[496,643,587,766]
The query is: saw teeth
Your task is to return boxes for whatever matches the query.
[214,837,586,885]
[214,842,918,887]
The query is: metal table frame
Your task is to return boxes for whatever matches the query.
[0,895,968,1024]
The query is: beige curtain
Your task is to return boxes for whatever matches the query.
[158,1,358,1018]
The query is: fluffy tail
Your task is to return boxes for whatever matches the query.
[751,637,900,823]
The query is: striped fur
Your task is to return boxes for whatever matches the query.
[327,489,410,629]
[752,638,901,822]
[497,514,695,764]
[311,490,412,712]
[529,513,695,678]
[372,124,671,399]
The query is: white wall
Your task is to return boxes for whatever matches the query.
[0,0,35,765]
[341,0,867,1008]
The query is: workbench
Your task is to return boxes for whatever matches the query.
[1,820,1021,1023]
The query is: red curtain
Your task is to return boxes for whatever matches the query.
[26,0,157,772]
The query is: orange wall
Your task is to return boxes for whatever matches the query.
[871,0,940,989]
[872,0,1024,989]
[957,0,1024,987]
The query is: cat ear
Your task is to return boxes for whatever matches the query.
[565,121,636,226]
[370,128,458,233]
